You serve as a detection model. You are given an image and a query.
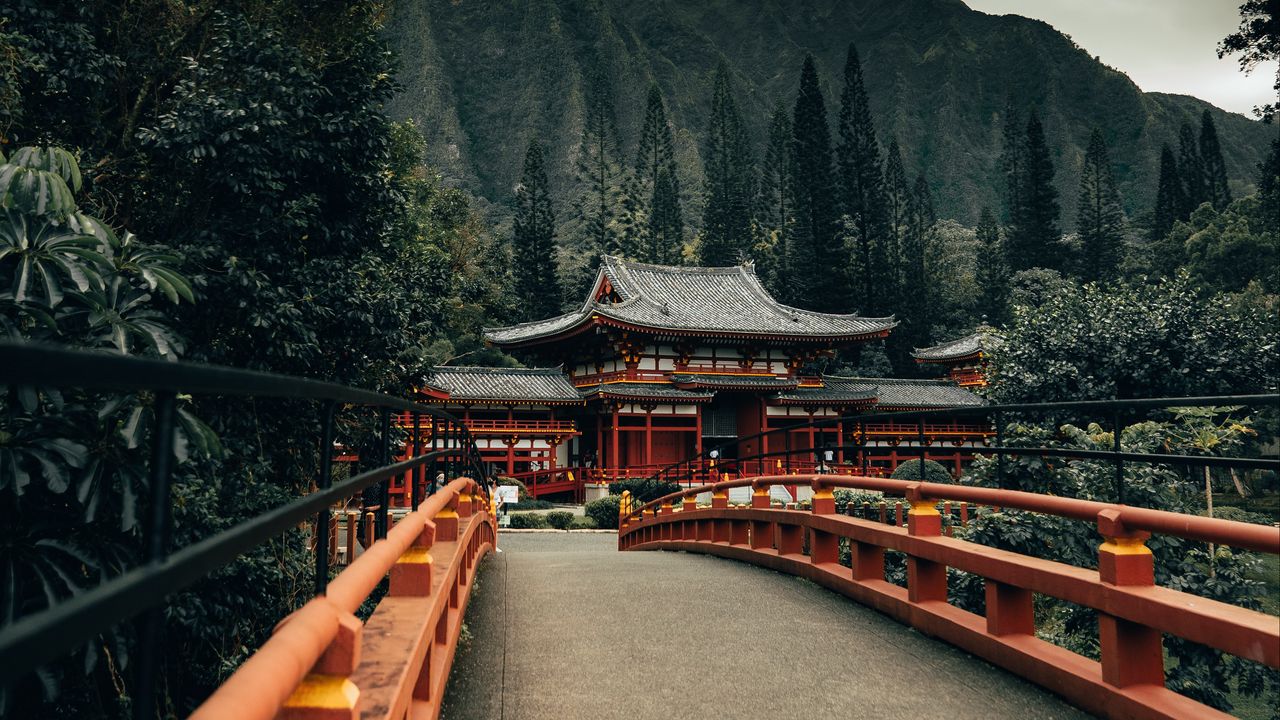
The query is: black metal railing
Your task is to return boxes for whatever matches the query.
[0,342,492,720]
[642,394,1280,509]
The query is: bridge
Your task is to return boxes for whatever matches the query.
[1,343,1277,720]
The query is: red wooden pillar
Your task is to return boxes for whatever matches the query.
[610,405,620,481]
[694,405,703,471]
[644,409,653,468]
[595,412,603,479]
[836,419,844,465]
[905,483,947,603]
[1096,509,1164,688]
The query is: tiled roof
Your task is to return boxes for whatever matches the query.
[427,366,583,404]
[773,378,877,405]
[833,376,986,408]
[912,327,1002,363]
[484,256,896,346]
[668,373,799,390]
[579,382,714,402]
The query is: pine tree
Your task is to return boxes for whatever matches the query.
[701,62,754,266]
[1198,110,1233,210]
[973,206,1009,324]
[1006,109,1060,272]
[788,55,841,311]
[633,83,684,263]
[999,100,1024,225]
[573,67,625,276]
[1177,121,1206,214]
[835,43,889,312]
[513,140,562,320]
[883,138,910,311]
[1075,129,1126,282]
[1151,144,1187,242]
[899,174,935,346]
[758,100,793,292]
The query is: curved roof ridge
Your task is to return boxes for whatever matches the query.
[826,375,953,385]
[432,365,566,375]
[601,254,751,275]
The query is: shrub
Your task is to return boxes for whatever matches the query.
[833,489,889,515]
[545,511,574,530]
[508,513,548,529]
[584,494,622,529]
[608,477,681,503]
[508,499,555,511]
[569,516,598,530]
[498,477,528,494]
[891,459,953,483]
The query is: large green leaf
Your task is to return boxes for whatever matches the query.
[0,165,76,218]
[8,147,83,193]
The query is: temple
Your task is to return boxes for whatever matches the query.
[391,257,992,503]
[911,325,1001,387]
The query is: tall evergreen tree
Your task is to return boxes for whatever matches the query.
[573,67,626,274]
[1177,121,1206,214]
[974,206,1010,325]
[1006,109,1060,272]
[633,83,683,263]
[1151,144,1187,242]
[883,138,910,310]
[1198,110,1233,210]
[701,62,754,266]
[758,100,793,291]
[1075,129,1126,282]
[788,55,841,311]
[899,173,935,351]
[512,140,562,319]
[999,99,1024,225]
[835,43,889,312]
[1259,137,1280,236]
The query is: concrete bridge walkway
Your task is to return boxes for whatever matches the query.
[441,533,1090,720]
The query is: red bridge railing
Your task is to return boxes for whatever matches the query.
[618,475,1280,720]
[194,477,496,720]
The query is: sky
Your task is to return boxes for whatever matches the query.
[963,0,1279,117]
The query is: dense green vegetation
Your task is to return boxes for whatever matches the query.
[1,0,1277,717]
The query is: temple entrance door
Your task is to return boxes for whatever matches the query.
[702,397,739,478]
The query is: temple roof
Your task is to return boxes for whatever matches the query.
[774,376,984,409]
[912,326,1002,363]
[427,366,584,405]
[668,373,799,391]
[579,382,715,403]
[484,256,896,347]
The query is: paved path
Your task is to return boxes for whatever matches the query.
[442,533,1091,720]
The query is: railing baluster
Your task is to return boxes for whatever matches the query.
[995,411,1005,489]
[377,408,390,539]
[134,390,177,720]
[316,401,337,596]
[1113,408,1124,505]
[412,412,422,511]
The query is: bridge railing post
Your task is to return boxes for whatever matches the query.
[280,604,362,720]
[905,483,947,603]
[1095,509,1164,688]
[809,480,839,565]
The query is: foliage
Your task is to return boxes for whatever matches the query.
[1005,109,1061,273]
[785,55,840,312]
[700,62,754,266]
[835,43,890,314]
[570,65,624,296]
[1217,0,1279,121]
[568,516,599,530]
[632,83,684,265]
[545,510,574,530]
[988,272,1280,403]
[506,499,554,512]
[508,513,549,529]
[890,459,953,483]
[608,477,681,503]
[0,144,213,714]
[1074,129,1126,282]
[973,207,1009,325]
[584,494,622,530]
[1150,195,1279,294]
[512,140,562,320]
[755,100,792,297]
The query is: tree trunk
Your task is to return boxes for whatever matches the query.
[1204,466,1215,578]
[1231,468,1249,498]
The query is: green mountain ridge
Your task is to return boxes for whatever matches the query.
[384,0,1276,237]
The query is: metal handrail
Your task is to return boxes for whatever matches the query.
[0,341,497,719]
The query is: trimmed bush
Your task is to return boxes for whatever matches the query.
[569,516,598,530]
[545,511,574,530]
[508,499,555,511]
[508,513,548,529]
[584,494,622,530]
[608,477,681,503]
[890,459,953,483]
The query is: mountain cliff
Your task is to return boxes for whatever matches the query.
[383,0,1276,230]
